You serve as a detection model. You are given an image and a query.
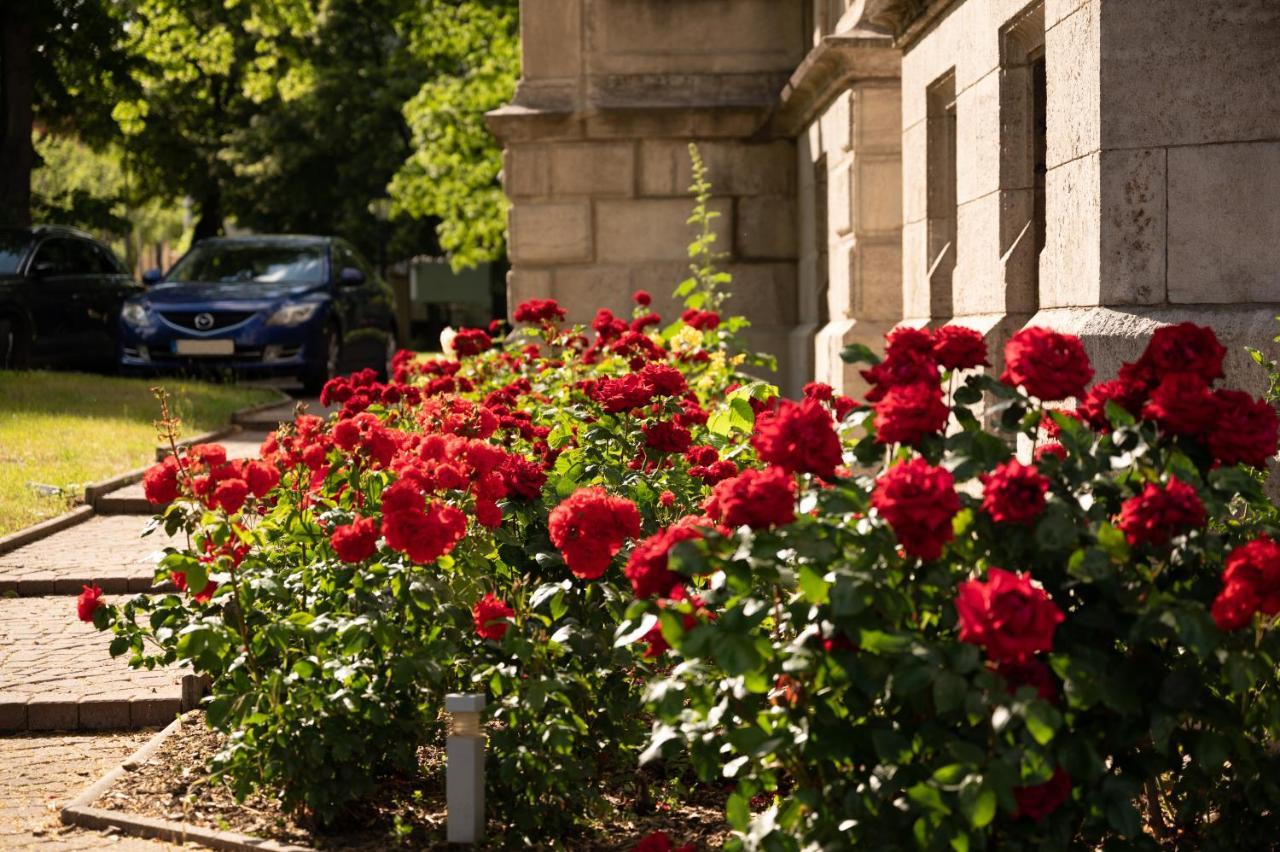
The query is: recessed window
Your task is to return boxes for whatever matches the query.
[999,1,1047,313]
[926,71,957,319]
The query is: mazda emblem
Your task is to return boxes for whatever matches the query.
[194,312,215,331]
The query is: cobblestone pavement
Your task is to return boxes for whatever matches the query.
[0,597,185,731]
[0,517,179,596]
[0,731,178,849]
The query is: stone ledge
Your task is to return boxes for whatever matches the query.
[771,34,901,137]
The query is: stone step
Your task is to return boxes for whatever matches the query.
[0,597,192,732]
[0,516,180,597]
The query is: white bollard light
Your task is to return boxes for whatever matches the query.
[446,693,486,844]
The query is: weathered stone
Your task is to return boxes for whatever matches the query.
[1040,151,1101,309]
[1099,147,1166,305]
[1045,0,1100,169]
[854,154,902,236]
[508,202,593,264]
[550,142,634,197]
[521,0,583,80]
[507,268,553,313]
[595,198,732,263]
[504,145,550,198]
[737,196,799,260]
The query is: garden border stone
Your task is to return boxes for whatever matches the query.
[61,714,315,851]
[0,505,94,557]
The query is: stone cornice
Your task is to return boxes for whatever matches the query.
[770,33,900,137]
[845,0,933,36]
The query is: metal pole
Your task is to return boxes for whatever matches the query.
[446,693,486,844]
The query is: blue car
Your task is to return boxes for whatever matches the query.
[120,235,398,391]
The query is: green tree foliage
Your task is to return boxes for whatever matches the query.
[389,0,519,270]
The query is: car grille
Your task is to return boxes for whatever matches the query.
[158,310,257,332]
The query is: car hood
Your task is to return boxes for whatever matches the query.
[140,280,327,306]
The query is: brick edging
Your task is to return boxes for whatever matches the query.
[61,713,313,852]
[0,506,94,557]
[229,388,294,427]
[0,672,202,733]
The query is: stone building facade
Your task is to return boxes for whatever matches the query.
[488,0,1280,398]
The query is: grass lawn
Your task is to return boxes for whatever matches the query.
[0,371,279,536]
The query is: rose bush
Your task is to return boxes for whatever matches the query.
[634,321,1280,850]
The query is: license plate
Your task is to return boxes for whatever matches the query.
[173,339,234,356]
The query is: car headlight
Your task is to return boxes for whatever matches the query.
[267,302,321,326]
[121,302,149,326]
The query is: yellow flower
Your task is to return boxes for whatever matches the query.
[671,326,704,353]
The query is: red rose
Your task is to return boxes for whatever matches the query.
[706,466,796,529]
[513,298,566,324]
[172,570,217,603]
[643,420,693,454]
[1001,327,1094,401]
[382,499,468,565]
[244,461,280,498]
[639,362,688,397]
[871,457,961,561]
[1116,478,1206,547]
[633,289,652,306]
[549,488,641,580]
[1034,442,1068,463]
[803,382,834,401]
[862,327,938,402]
[1208,389,1279,468]
[995,659,1058,703]
[142,457,180,505]
[212,478,249,514]
[885,326,935,360]
[633,830,696,852]
[1013,767,1072,821]
[1076,377,1147,431]
[955,567,1063,662]
[501,455,547,501]
[625,515,717,599]
[658,490,675,507]
[981,459,1049,526]
[473,593,514,641]
[1142,372,1217,436]
[452,328,492,357]
[1213,536,1280,630]
[594,373,655,413]
[681,308,720,330]
[188,443,227,469]
[331,516,379,563]
[76,584,104,622]
[1126,322,1226,387]
[932,325,990,370]
[752,397,843,479]
[873,382,949,446]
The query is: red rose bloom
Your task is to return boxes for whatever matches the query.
[1127,322,1226,387]
[626,515,716,599]
[639,362,688,397]
[862,327,938,402]
[501,455,547,501]
[331,517,379,563]
[932,325,990,370]
[873,382,949,446]
[995,659,1059,703]
[1076,377,1147,431]
[1013,767,1072,821]
[549,488,641,580]
[643,420,693,454]
[1116,478,1206,547]
[633,831,695,852]
[1208,389,1279,468]
[706,466,796,529]
[955,567,1064,663]
[1143,372,1217,436]
[871,457,961,561]
[212,478,249,514]
[452,328,492,357]
[1001,327,1094,401]
[803,382,834,401]
[1213,537,1280,631]
[143,456,180,505]
[76,584,104,622]
[752,397,843,479]
[513,298,566,324]
[681,308,720,330]
[1034,442,1068,463]
[473,593,514,641]
[381,490,468,565]
[244,461,280,498]
[594,373,655,413]
[981,459,1049,525]
[633,289,652,306]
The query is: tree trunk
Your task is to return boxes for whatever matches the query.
[0,13,35,227]
[192,183,223,240]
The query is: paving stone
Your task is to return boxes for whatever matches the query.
[0,517,179,596]
[0,597,185,732]
[0,731,178,849]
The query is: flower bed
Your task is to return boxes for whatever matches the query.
[79,157,1280,850]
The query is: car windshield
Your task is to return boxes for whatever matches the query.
[0,229,32,274]
[167,243,327,284]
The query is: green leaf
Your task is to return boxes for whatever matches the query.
[840,342,881,366]
[960,786,997,829]
[797,565,830,604]
[1025,701,1061,745]
[933,672,967,715]
[727,791,751,831]
[712,633,761,675]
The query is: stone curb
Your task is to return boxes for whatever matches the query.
[0,672,203,733]
[229,388,294,428]
[61,713,314,851]
[0,506,95,558]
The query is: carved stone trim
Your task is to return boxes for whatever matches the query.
[771,34,901,137]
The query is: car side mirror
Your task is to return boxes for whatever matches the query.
[142,268,163,285]
[339,266,366,287]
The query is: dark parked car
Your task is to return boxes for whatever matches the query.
[119,235,398,391]
[0,225,140,370]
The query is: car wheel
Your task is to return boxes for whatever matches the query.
[0,318,30,370]
[300,325,341,394]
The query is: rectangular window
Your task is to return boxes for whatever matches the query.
[999,1,1047,313]
[1031,49,1047,270]
[926,71,957,318]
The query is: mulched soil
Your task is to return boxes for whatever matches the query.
[94,713,729,850]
